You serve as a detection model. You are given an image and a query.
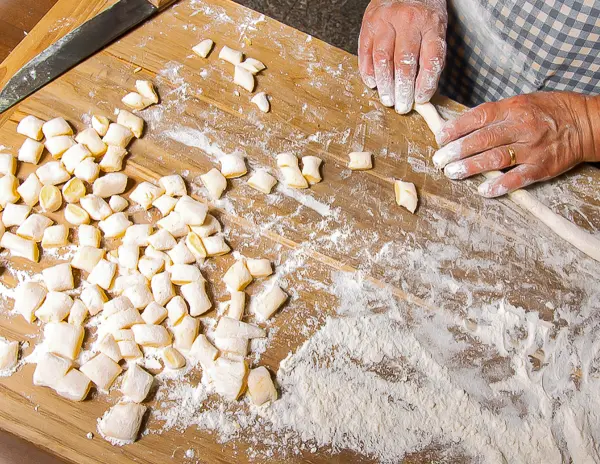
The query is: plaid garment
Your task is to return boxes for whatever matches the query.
[439,0,600,107]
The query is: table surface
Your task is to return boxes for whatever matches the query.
[0,0,599,463]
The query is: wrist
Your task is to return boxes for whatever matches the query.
[581,95,600,163]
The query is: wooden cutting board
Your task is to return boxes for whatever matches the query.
[0,0,599,463]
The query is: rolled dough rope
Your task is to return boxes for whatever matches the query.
[416,102,600,263]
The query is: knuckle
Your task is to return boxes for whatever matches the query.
[373,48,392,63]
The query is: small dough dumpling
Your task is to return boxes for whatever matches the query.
[200,168,227,199]
[0,232,39,262]
[93,172,128,198]
[348,151,373,171]
[239,57,266,74]
[0,338,19,372]
[78,224,101,248]
[14,281,47,323]
[36,161,70,186]
[65,204,91,225]
[247,170,277,194]
[92,115,110,137]
[122,92,147,111]
[41,224,69,248]
[99,146,128,173]
[39,185,62,213]
[74,158,100,183]
[158,174,186,196]
[42,117,72,138]
[121,363,153,403]
[98,212,132,238]
[62,143,93,174]
[117,110,144,138]
[2,203,31,228]
[219,45,243,64]
[102,123,134,148]
[220,154,247,179]
[223,260,253,291]
[281,166,309,189]
[190,213,222,237]
[247,366,278,406]
[98,402,146,444]
[80,353,122,391]
[200,235,230,256]
[0,153,16,176]
[301,156,323,185]
[62,178,87,203]
[192,39,214,58]
[55,368,91,402]
[17,115,45,140]
[18,138,44,164]
[253,285,287,321]
[251,92,270,113]
[75,128,107,156]
[129,181,164,209]
[136,80,159,105]
[246,258,272,277]
[152,195,178,216]
[17,213,53,242]
[43,321,84,360]
[0,174,20,208]
[80,194,112,221]
[394,179,418,213]
[174,195,208,226]
[42,263,74,292]
[234,65,255,92]
[17,173,42,207]
[45,135,76,159]
[109,195,129,213]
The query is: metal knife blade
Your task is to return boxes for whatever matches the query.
[0,0,158,114]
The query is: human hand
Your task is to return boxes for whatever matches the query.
[433,92,600,197]
[358,0,448,114]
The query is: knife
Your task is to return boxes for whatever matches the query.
[0,0,176,114]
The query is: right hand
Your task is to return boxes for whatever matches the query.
[358,0,448,114]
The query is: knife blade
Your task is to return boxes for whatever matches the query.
[0,0,175,114]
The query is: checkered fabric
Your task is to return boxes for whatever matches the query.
[439,0,600,107]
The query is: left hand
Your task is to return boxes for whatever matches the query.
[432,91,599,197]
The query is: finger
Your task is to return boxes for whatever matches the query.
[432,123,519,168]
[477,164,543,198]
[444,145,523,180]
[393,30,420,114]
[414,31,446,104]
[358,22,377,89]
[438,102,508,146]
[372,25,396,107]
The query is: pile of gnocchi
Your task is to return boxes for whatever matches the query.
[0,80,286,445]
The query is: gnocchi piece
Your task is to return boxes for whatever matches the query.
[131,324,172,347]
[36,292,73,322]
[136,80,159,104]
[152,194,178,216]
[117,110,144,138]
[276,153,298,168]
[158,174,186,196]
[301,156,323,184]
[227,291,246,320]
[118,243,140,270]
[67,299,88,326]
[103,295,135,318]
[247,366,277,405]
[167,240,196,265]
[200,168,227,200]
[123,223,153,247]
[192,39,214,58]
[181,280,212,316]
[71,246,105,273]
[348,151,373,170]
[169,263,203,285]
[250,92,270,113]
[245,258,272,277]
[157,211,189,238]
[117,341,143,360]
[137,256,165,280]
[166,296,188,325]
[163,346,186,369]
[102,308,144,334]
[92,115,110,136]
[98,333,122,362]
[80,353,122,391]
[0,338,19,371]
[0,174,20,207]
[123,282,154,309]
[65,204,91,225]
[189,334,218,367]
[122,92,147,110]
[172,315,199,352]
[17,115,45,140]
[215,337,248,358]
[98,402,146,444]
[223,260,253,291]
[220,155,247,179]
[190,214,222,237]
[0,218,4,242]
[150,272,174,306]
[3,203,31,227]
[109,195,129,213]
[78,225,101,248]
[281,166,309,189]
[207,357,248,400]
[141,301,168,325]
[113,329,134,341]
[62,177,87,203]
[80,284,107,316]
[99,146,127,172]
[74,158,100,183]
[102,123,134,148]
[62,143,93,174]
[42,117,72,138]
[201,235,231,256]
[233,65,255,92]
[0,232,39,262]
[55,368,91,402]
[219,45,243,64]
[16,213,52,242]
[17,173,42,206]
[174,195,208,225]
[247,170,277,194]
[42,224,69,248]
[239,57,266,74]
[148,229,176,251]
[76,128,107,156]
[254,285,287,320]
[44,321,84,360]
[145,245,173,267]
[36,161,70,185]
[0,153,16,176]
[185,231,207,261]
[98,212,132,238]
[42,263,74,292]
[33,352,71,388]
[39,185,62,212]
[80,194,112,220]
[14,281,47,322]
[87,259,117,290]
[45,135,75,159]
[18,138,44,164]
[129,181,164,209]
[93,172,128,198]
[121,364,153,403]
[394,179,418,213]
[215,316,266,339]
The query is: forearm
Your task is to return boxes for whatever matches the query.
[583,95,600,163]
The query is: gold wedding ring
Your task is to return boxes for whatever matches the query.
[508,147,517,166]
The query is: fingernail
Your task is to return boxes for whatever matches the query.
[364,75,376,89]
[477,180,508,198]
[395,77,414,115]
[443,161,467,179]
[432,140,462,169]
[477,180,494,197]
[380,94,394,107]
[395,100,412,114]
[414,93,429,105]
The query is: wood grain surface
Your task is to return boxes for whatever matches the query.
[0,0,599,463]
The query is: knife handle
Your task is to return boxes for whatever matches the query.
[147,0,177,10]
